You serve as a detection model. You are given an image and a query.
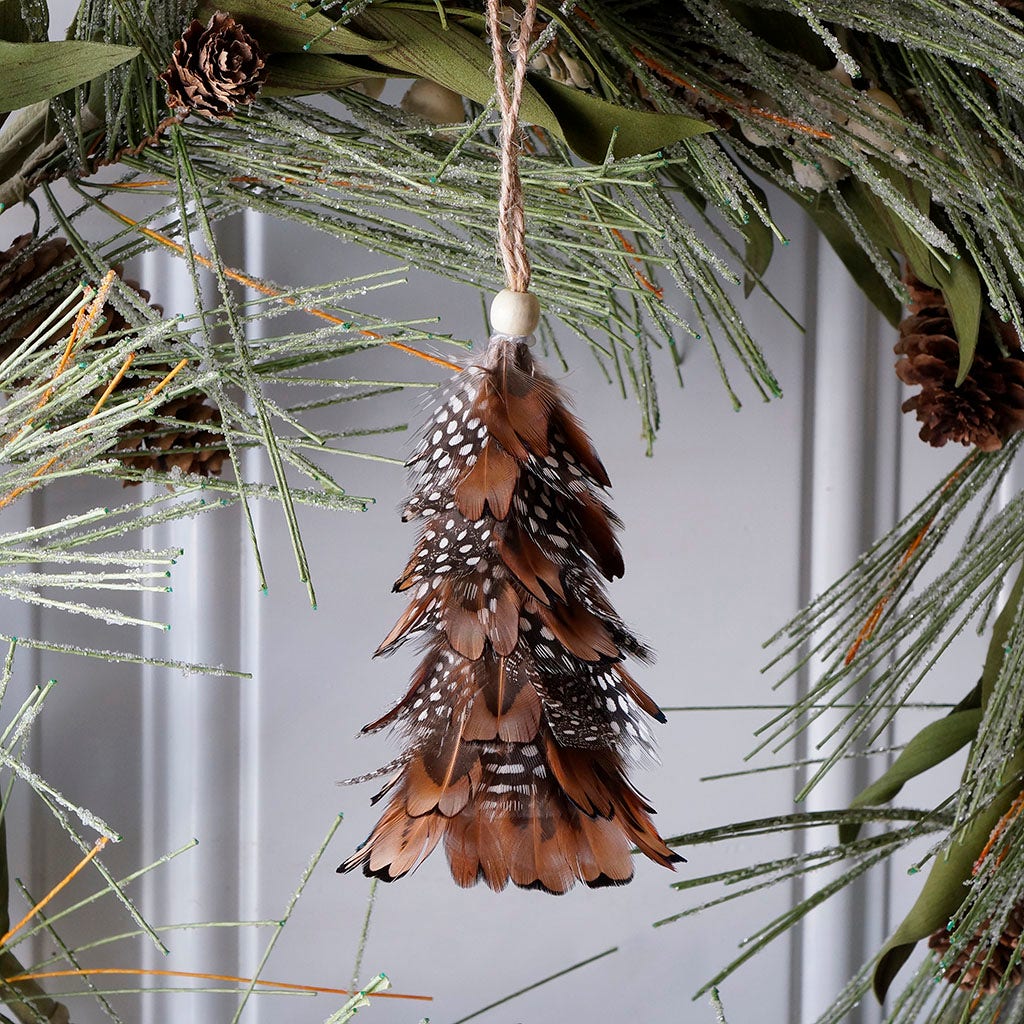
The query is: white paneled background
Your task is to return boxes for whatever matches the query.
[2,53,998,1024]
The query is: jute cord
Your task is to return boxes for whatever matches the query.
[487,0,537,294]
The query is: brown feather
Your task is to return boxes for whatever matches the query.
[497,680,543,742]
[443,599,487,660]
[475,382,530,462]
[374,590,434,656]
[443,813,482,888]
[340,799,443,881]
[501,374,556,459]
[496,518,565,602]
[455,439,519,521]
[345,333,678,893]
[481,336,556,458]
[477,811,514,891]
[615,664,667,723]
[575,492,624,580]
[380,814,444,879]
[485,580,521,656]
[577,815,634,884]
[406,741,478,818]
[463,655,543,743]
[361,657,434,734]
[544,737,615,818]
[537,598,621,662]
[551,407,612,487]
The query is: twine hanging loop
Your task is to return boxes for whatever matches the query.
[487,0,537,295]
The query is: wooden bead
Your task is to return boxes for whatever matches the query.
[489,289,540,336]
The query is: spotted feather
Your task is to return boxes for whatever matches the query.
[341,333,679,893]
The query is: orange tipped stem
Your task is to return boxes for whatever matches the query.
[845,457,974,664]
[4,967,431,1002]
[629,46,833,139]
[0,838,108,949]
[92,200,462,373]
[974,789,1024,875]
[143,358,189,402]
[88,353,136,417]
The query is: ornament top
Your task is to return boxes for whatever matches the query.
[489,288,541,337]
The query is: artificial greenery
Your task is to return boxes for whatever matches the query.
[6,0,1024,1021]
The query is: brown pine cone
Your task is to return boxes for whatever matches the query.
[161,12,267,119]
[0,234,228,481]
[0,233,76,352]
[928,901,1024,994]
[894,276,1024,451]
[0,236,150,354]
[115,396,228,479]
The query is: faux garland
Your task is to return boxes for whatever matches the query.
[3,1,1024,1022]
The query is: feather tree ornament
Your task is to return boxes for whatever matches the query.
[339,332,680,893]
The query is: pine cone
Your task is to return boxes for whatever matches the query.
[929,901,1024,994]
[0,234,228,481]
[161,11,267,118]
[0,235,150,354]
[894,276,1024,451]
[0,233,76,352]
[114,396,228,479]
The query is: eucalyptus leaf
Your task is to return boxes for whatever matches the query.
[530,76,714,162]
[841,700,981,844]
[353,9,559,131]
[738,176,774,297]
[804,190,901,326]
[0,100,61,208]
[900,171,981,384]
[873,569,1024,1002]
[265,54,378,96]
[196,0,392,56]
[352,9,713,162]
[721,0,835,69]
[0,949,64,1024]
[0,0,31,45]
[934,253,982,386]
[0,40,138,114]
[872,745,1024,1002]
[846,176,937,288]
[850,164,982,376]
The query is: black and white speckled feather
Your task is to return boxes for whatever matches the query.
[341,334,679,893]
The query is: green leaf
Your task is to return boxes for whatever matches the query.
[531,76,714,162]
[722,0,835,69]
[888,167,981,384]
[352,9,713,163]
[738,177,774,297]
[354,10,559,129]
[872,745,1024,1002]
[846,164,982,378]
[0,0,32,44]
[0,40,139,114]
[934,253,982,386]
[846,176,938,288]
[841,694,981,845]
[873,568,1024,1002]
[0,100,62,208]
[196,0,392,56]
[265,54,377,96]
[803,191,902,326]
